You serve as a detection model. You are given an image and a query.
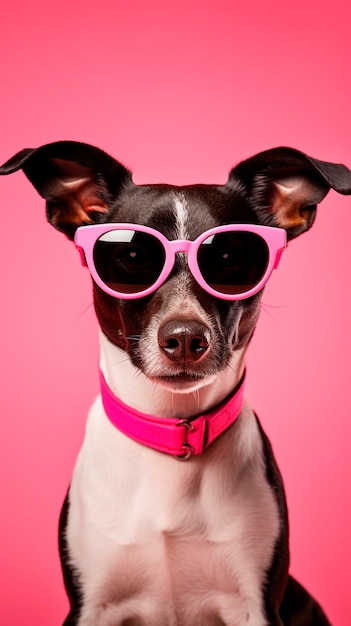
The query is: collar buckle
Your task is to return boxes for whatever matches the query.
[175,420,195,461]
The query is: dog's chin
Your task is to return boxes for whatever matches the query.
[150,373,216,394]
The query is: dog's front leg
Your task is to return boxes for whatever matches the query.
[59,492,83,625]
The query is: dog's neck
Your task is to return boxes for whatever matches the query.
[99,332,247,419]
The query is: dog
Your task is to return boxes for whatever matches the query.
[1,142,351,626]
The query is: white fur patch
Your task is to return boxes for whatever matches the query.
[173,192,189,240]
[66,398,280,626]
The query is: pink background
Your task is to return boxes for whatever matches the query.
[1,1,350,624]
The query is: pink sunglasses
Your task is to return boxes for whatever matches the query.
[74,223,286,300]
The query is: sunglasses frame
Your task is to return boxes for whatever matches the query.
[74,222,287,300]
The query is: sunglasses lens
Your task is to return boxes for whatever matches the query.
[197,231,269,295]
[93,229,165,294]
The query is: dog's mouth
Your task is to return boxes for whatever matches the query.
[151,371,215,392]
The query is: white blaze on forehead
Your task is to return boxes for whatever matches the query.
[173,192,189,239]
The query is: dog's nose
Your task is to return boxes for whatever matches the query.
[158,319,210,363]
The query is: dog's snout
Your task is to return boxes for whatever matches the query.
[158,319,210,364]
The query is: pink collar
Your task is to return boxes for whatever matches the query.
[99,369,246,459]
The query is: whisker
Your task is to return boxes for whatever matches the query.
[192,388,200,413]
[232,308,243,347]
[227,363,237,375]
[171,392,175,413]
[75,301,94,320]
[112,356,133,367]
[133,367,145,379]
[260,299,288,310]
[151,380,160,400]
[259,301,285,324]
[126,335,141,342]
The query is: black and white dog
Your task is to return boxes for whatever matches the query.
[1,142,351,625]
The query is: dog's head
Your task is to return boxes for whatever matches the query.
[2,142,351,407]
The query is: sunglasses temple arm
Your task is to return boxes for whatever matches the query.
[273,246,286,269]
[76,245,88,267]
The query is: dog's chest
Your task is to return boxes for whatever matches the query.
[66,399,280,625]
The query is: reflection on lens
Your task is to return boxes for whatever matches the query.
[197,231,269,294]
[93,230,165,294]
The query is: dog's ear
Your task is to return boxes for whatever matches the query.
[228,147,351,239]
[0,141,133,240]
